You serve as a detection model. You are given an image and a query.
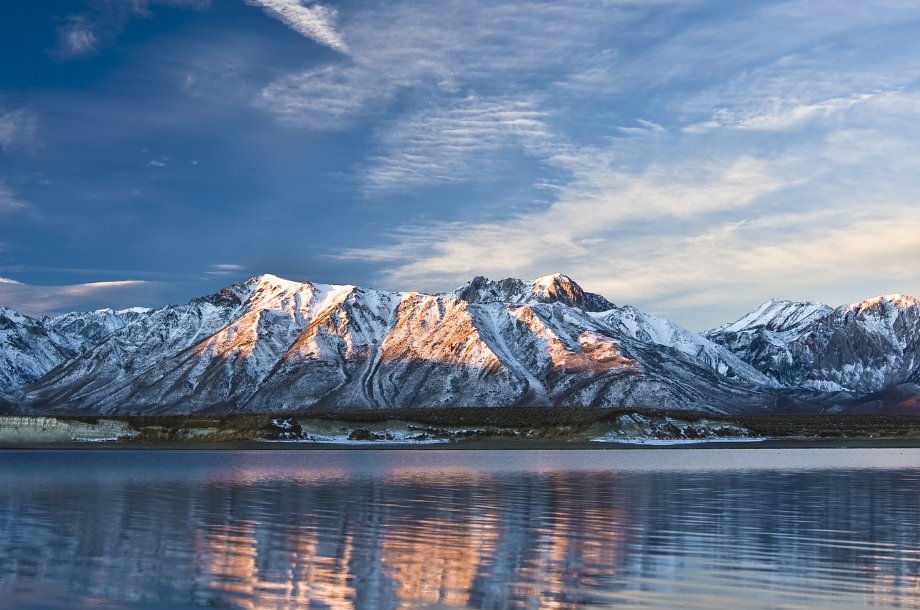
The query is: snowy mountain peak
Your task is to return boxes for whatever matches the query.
[849,293,920,314]
[245,273,305,292]
[449,274,614,312]
[117,307,152,315]
[0,306,31,325]
[530,273,584,305]
[450,276,530,305]
[713,298,832,334]
[706,291,920,395]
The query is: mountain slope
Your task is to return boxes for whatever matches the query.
[0,306,147,391]
[12,287,248,413]
[3,274,774,415]
[3,275,919,415]
[706,294,920,395]
[0,307,72,391]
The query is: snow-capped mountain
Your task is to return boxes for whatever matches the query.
[0,306,72,391]
[705,294,920,395]
[1,274,919,415]
[0,274,776,415]
[0,306,145,391]
[597,305,778,388]
[45,307,150,353]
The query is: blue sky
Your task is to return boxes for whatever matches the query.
[2,0,920,329]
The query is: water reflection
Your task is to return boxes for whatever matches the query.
[1,449,920,609]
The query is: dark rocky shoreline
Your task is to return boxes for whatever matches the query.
[4,407,920,447]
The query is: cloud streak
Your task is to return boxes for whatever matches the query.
[53,0,211,59]
[245,0,347,52]
[339,153,794,284]
[254,1,648,130]
[0,107,38,150]
[257,64,378,128]
[0,182,28,213]
[204,263,247,277]
[56,15,98,58]
[0,279,159,317]
[364,95,551,192]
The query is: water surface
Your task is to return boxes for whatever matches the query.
[1,448,920,609]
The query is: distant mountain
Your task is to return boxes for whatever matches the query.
[0,305,145,391]
[1,275,918,415]
[705,294,920,396]
[0,306,70,391]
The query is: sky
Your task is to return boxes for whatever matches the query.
[2,0,920,330]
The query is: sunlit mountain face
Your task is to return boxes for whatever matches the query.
[1,274,920,415]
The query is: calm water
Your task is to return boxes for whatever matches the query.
[2,449,920,609]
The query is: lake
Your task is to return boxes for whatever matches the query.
[1,448,920,609]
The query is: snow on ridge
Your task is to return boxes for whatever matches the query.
[4,274,920,410]
[530,272,576,292]
[245,273,308,293]
[447,273,613,311]
[717,292,918,335]
[848,293,920,313]
[0,306,31,323]
[243,274,387,320]
[596,305,777,387]
[529,273,585,305]
[798,379,849,393]
[311,282,357,310]
[712,298,832,334]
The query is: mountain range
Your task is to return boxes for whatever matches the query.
[1,273,918,415]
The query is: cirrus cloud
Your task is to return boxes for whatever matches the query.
[0,106,38,151]
[0,182,28,213]
[0,279,161,317]
[245,0,347,53]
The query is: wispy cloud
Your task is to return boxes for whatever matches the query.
[0,106,38,151]
[257,64,380,128]
[0,182,28,213]
[684,93,886,134]
[338,79,920,328]
[245,0,347,53]
[617,120,667,137]
[53,0,210,59]
[365,95,551,192]
[56,15,98,58]
[586,210,920,329]
[339,153,793,284]
[254,1,644,129]
[0,279,159,317]
[205,263,246,277]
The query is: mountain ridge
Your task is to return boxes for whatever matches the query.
[1,273,918,415]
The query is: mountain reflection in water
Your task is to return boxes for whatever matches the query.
[1,449,920,609]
